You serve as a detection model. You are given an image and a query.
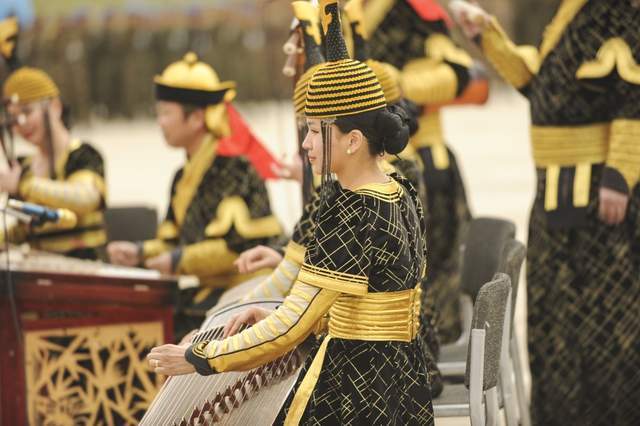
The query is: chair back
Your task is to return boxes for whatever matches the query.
[104,206,158,242]
[498,239,526,326]
[459,217,515,301]
[464,273,511,391]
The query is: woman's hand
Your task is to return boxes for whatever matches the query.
[223,306,272,338]
[0,161,22,195]
[145,252,173,274]
[147,343,195,376]
[233,245,283,274]
[107,241,141,266]
[598,187,629,225]
[449,1,490,39]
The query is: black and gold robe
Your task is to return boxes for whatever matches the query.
[479,1,640,424]
[139,135,283,336]
[187,175,434,425]
[3,139,107,259]
[243,157,443,396]
[365,0,473,342]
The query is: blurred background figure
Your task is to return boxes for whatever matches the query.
[451,1,640,425]
[107,52,283,340]
[1,66,107,259]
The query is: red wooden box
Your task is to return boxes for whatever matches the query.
[0,254,177,426]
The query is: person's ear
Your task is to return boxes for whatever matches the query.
[188,108,206,131]
[346,129,366,155]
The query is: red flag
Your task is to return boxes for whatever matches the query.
[406,0,453,27]
[217,104,279,180]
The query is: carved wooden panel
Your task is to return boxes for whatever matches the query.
[24,322,164,425]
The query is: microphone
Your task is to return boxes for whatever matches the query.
[7,199,77,228]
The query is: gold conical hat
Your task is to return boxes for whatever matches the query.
[3,67,60,104]
[154,52,236,105]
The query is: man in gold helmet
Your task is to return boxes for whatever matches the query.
[107,53,283,339]
[0,67,107,259]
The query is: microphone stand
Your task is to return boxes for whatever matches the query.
[0,193,24,346]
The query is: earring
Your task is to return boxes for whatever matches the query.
[347,148,352,155]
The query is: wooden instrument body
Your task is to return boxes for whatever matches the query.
[141,299,309,426]
[0,250,178,425]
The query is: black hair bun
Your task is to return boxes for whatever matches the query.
[397,98,420,137]
[375,103,410,155]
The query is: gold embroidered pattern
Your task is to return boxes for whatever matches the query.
[204,196,282,239]
[354,179,403,202]
[576,37,640,84]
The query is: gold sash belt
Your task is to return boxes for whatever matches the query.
[530,123,608,167]
[285,285,421,425]
[530,124,608,210]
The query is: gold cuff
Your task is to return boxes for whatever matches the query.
[284,240,306,266]
[607,119,640,190]
[481,16,539,89]
[400,59,458,105]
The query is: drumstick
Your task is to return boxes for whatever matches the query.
[282,29,300,55]
[282,52,297,77]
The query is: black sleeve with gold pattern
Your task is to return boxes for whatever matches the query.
[297,186,372,296]
[291,190,322,248]
[222,160,283,254]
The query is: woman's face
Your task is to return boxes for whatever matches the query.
[302,118,351,175]
[8,100,48,148]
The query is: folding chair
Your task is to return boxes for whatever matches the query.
[438,217,516,377]
[497,239,530,426]
[104,206,158,242]
[433,273,511,426]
